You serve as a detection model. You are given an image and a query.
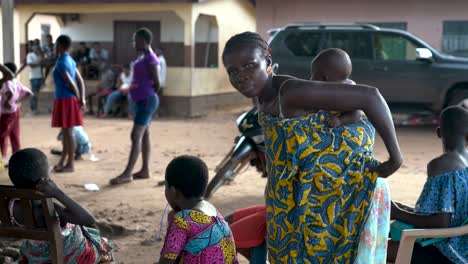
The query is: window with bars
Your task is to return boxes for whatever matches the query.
[443,21,468,57]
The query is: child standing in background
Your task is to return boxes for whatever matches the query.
[0,62,32,163]
[51,35,86,173]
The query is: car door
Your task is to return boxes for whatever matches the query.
[368,32,440,104]
[270,29,325,79]
[321,30,374,85]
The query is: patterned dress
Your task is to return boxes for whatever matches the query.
[8,200,112,264]
[160,209,238,263]
[20,224,112,264]
[355,178,391,264]
[415,168,467,264]
[259,111,379,264]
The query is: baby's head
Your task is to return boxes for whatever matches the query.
[438,105,468,149]
[310,48,352,83]
[9,148,49,189]
[164,155,209,211]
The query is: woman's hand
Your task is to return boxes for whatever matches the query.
[370,157,402,178]
[36,178,63,198]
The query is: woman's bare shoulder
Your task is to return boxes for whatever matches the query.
[427,152,467,177]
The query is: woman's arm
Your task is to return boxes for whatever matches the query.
[391,201,451,228]
[61,71,80,99]
[36,178,96,227]
[283,80,403,177]
[75,69,86,106]
[148,63,160,93]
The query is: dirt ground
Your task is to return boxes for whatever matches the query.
[0,107,441,263]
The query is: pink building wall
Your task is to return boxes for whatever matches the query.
[257,0,468,50]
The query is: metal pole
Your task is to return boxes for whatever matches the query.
[2,0,15,63]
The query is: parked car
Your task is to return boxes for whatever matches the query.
[268,24,468,113]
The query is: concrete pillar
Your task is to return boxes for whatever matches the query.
[2,0,15,63]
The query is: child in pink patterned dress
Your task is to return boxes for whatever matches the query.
[158,156,238,264]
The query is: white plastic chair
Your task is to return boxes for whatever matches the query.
[394,224,468,264]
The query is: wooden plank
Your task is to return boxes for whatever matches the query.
[0,198,12,226]
[42,199,63,264]
[0,227,48,240]
[0,186,47,199]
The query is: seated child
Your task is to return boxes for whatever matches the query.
[388,105,468,264]
[158,155,238,264]
[8,148,113,263]
[0,63,32,163]
[52,126,92,160]
[103,64,133,117]
[86,65,118,116]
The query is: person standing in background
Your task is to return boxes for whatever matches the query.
[26,45,44,114]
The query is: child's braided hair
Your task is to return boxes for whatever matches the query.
[222,31,271,65]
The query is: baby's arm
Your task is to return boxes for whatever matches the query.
[327,110,364,127]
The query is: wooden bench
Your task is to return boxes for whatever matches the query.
[0,185,63,264]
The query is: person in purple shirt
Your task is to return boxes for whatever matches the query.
[110,28,160,185]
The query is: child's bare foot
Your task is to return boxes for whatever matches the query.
[110,174,133,185]
[133,170,150,180]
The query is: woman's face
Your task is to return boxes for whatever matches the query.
[133,35,147,51]
[224,47,271,98]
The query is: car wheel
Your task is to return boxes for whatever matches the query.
[447,89,468,107]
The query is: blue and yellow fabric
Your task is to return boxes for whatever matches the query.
[259,111,379,264]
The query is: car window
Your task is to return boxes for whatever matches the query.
[373,33,422,61]
[284,31,322,57]
[322,31,372,59]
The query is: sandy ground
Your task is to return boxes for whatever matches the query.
[0,108,441,263]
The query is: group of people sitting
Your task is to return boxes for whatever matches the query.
[2,31,466,264]
[72,41,110,80]
[86,49,166,118]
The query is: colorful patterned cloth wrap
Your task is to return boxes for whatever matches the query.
[19,224,112,264]
[160,209,238,263]
[259,110,379,264]
[355,178,391,264]
[414,168,467,264]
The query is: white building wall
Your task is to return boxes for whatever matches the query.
[27,14,61,42]
[195,14,218,43]
[60,11,184,42]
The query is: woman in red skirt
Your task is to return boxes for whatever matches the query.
[52,35,85,173]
